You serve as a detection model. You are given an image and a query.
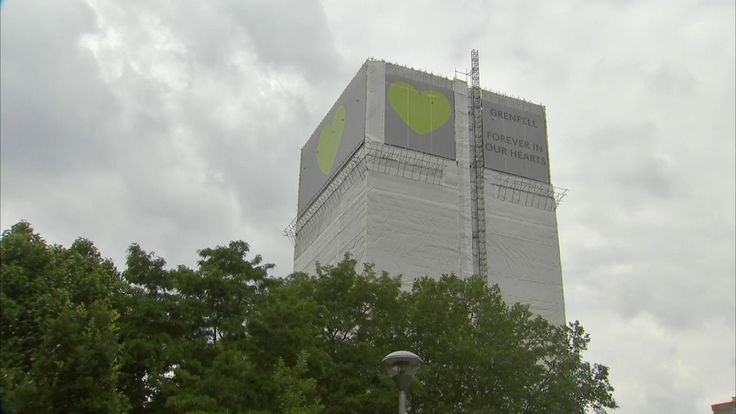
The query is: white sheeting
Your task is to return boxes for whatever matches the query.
[365,167,460,289]
[484,170,566,325]
[364,60,385,146]
[293,174,367,274]
[453,78,475,279]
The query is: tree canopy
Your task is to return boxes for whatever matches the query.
[0,221,616,413]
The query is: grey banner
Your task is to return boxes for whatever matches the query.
[297,66,367,215]
[482,93,550,183]
[384,64,455,159]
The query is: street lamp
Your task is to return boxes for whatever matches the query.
[383,350,423,414]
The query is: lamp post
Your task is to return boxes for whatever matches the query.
[383,351,422,414]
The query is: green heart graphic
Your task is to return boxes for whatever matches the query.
[316,105,346,175]
[388,82,451,135]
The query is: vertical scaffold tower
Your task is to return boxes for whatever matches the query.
[469,49,487,280]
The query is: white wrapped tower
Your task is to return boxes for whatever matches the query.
[289,59,566,324]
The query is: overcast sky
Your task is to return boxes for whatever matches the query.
[1,0,734,412]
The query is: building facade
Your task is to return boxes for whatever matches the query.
[289,59,566,324]
[712,397,736,414]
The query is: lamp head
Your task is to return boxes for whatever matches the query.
[382,351,423,392]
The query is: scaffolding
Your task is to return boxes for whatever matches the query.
[469,49,488,281]
[489,172,568,211]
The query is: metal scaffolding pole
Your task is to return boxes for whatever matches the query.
[469,49,488,281]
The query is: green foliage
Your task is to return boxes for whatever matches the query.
[404,275,616,413]
[178,241,273,345]
[164,347,259,414]
[0,222,127,413]
[1,222,617,414]
[116,244,181,413]
[115,240,276,413]
[248,258,402,414]
[32,302,126,413]
[273,351,324,414]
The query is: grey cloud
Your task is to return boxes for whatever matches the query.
[122,0,344,82]
[222,0,341,79]
[1,1,119,176]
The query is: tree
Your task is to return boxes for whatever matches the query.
[0,222,127,413]
[248,258,402,414]
[1,222,616,413]
[404,274,617,414]
[250,257,617,414]
[116,244,183,413]
[158,241,275,413]
[177,241,273,345]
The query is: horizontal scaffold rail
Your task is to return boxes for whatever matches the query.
[489,171,568,211]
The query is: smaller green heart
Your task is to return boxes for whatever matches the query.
[388,82,451,135]
[316,105,346,176]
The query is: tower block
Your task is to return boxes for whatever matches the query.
[290,59,566,324]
